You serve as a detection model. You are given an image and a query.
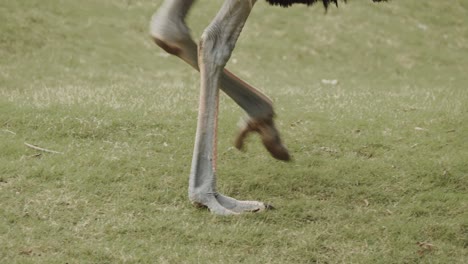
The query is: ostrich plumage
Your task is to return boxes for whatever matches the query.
[265,0,386,8]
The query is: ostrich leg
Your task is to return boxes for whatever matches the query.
[188,0,270,215]
[151,0,289,161]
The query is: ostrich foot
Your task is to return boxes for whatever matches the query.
[216,194,273,213]
[235,117,290,161]
[190,193,272,215]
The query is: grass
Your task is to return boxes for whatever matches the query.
[1,0,467,263]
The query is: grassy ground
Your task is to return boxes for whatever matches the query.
[1,0,467,263]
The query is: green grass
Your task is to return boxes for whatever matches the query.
[1,0,467,263]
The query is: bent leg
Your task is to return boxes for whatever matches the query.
[150,0,289,161]
[150,0,272,120]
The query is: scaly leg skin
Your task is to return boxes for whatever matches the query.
[150,0,290,161]
[188,0,274,215]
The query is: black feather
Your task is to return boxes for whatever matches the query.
[265,0,386,9]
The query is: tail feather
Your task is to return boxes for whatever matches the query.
[265,0,386,8]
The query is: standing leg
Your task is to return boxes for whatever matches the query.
[189,0,272,215]
[150,0,289,161]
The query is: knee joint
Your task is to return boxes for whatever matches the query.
[199,29,234,68]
